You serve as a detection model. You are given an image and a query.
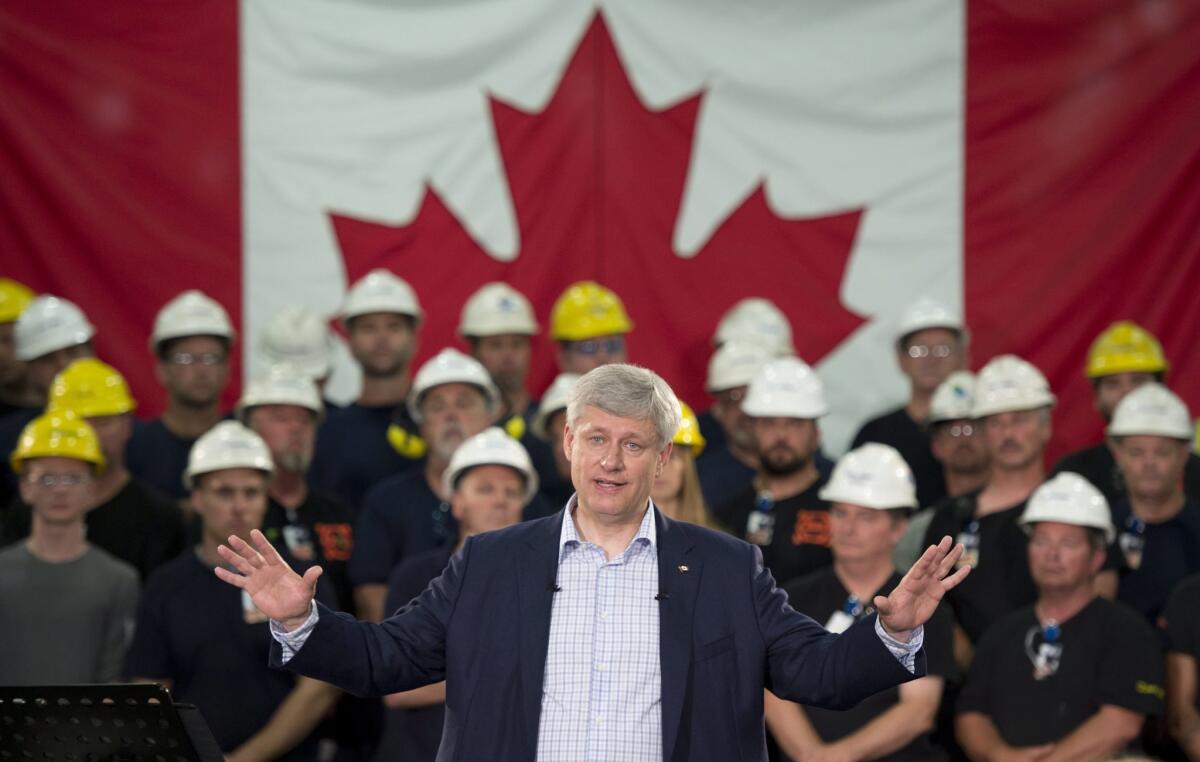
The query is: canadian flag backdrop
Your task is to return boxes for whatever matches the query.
[1,0,1198,460]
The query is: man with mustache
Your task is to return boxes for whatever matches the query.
[923,355,1061,666]
[715,356,834,587]
[240,366,356,614]
[349,349,504,622]
[308,269,425,509]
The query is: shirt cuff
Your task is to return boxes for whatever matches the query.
[269,601,319,663]
[874,617,924,674]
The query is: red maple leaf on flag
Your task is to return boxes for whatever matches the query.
[330,13,865,406]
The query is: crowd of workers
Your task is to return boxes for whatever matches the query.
[0,270,1198,762]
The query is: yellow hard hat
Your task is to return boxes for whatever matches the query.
[47,359,137,418]
[550,281,633,341]
[1085,321,1167,378]
[673,402,706,457]
[10,409,106,475]
[0,278,35,324]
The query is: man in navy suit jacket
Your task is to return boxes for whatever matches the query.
[217,364,969,762]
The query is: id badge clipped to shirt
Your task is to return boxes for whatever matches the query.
[282,524,315,562]
[746,490,776,546]
[1119,516,1145,571]
[1027,620,1062,680]
[824,595,863,634]
[242,589,270,625]
[956,521,981,569]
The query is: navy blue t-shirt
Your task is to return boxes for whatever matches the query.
[126,418,200,500]
[350,463,552,586]
[308,403,420,510]
[696,408,728,456]
[373,546,455,762]
[125,546,335,759]
[1109,498,1200,623]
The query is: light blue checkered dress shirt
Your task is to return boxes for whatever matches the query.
[536,498,662,762]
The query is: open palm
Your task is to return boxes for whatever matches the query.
[874,535,969,637]
[214,529,323,627]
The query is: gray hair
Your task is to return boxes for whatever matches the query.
[566,364,682,449]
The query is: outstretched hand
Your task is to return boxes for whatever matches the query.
[875,535,969,640]
[214,528,323,630]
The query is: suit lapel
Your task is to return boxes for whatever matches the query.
[656,509,701,762]
[516,510,564,755]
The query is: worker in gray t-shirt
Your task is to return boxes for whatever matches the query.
[0,409,138,684]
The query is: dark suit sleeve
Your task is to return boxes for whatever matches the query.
[271,533,472,697]
[753,545,923,709]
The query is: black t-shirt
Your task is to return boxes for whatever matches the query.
[1163,573,1200,712]
[125,548,335,760]
[308,403,422,510]
[696,408,728,457]
[350,463,551,586]
[263,490,355,613]
[698,447,757,512]
[1052,443,1200,508]
[852,407,947,509]
[783,568,955,761]
[958,598,1164,747]
[373,546,455,762]
[716,477,832,587]
[0,407,38,508]
[1,477,185,580]
[921,491,1037,643]
[126,418,201,500]
[1108,498,1200,623]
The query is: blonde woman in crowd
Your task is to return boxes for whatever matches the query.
[652,401,723,531]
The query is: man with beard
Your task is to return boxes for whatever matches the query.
[240,366,356,613]
[458,282,558,503]
[852,298,969,509]
[715,356,834,587]
[349,349,504,622]
[894,371,990,571]
[127,289,235,499]
[309,269,425,509]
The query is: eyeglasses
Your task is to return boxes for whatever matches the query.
[567,337,625,356]
[168,352,226,366]
[936,423,977,438]
[27,473,92,488]
[907,343,955,360]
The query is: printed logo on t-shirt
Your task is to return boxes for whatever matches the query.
[792,510,831,547]
[315,523,354,561]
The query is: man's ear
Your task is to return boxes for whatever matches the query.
[657,442,673,474]
[562,422,575,464]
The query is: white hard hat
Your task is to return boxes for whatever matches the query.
[1108,383,1192,440]
[258,307,332,380]
[407,348,501,424]
[458,282,538,337]
[928,371,977,424]
[1019,472,1115,543]
[532,373,580,441]
[237,365,324,422]
[15,295,96,361]
[442,427,539,505]
[895,297,967,344]
[706,340,781,393]
[340,269,423,325]
[150,290,235,351]
[971,354,1056,418]
[713,298,794,356]
[819,443,917,510]
[184,420,274,490]
[742,357,828,419]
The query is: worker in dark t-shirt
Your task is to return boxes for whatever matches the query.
[957,473,1163,760]
[853,298,970,509]
[767,443,956,761]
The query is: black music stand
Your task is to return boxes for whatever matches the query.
[0,683,221,761]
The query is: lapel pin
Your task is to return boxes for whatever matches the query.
[678,564,689,573]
